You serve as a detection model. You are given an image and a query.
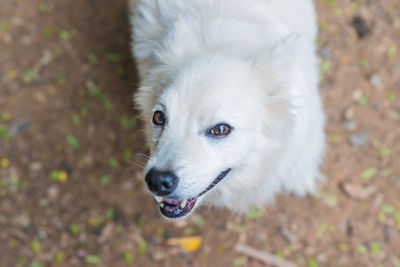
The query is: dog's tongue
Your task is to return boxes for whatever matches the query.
[160,197,197,218]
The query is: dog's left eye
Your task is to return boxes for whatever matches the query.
[152,111,166,126]
[207,123,232,137]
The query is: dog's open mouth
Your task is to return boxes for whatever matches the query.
[153,168,231,218]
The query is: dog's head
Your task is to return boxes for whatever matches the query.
[135,38,304,219]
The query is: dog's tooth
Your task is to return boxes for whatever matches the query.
[154,195,163,203]
[179,199,187,209]
[160,202,164,208]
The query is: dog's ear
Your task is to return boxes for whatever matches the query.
[251,33,313,87]
[251,33,314,134]
[156,17,201,65]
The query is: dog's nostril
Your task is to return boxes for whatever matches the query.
[160,178,173,190]
[145,168,178,196]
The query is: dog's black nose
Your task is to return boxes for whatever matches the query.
[145,168,178,196]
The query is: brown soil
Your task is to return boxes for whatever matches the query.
[0,0,399,266]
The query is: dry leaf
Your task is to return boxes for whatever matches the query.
[166,236,202,251]
[341,182,376,200]
[235,243,296,267]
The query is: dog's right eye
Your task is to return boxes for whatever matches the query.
[207,123,232,137]
[152,111,165,126]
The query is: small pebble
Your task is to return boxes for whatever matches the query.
[47,185,59,200]
[320,47,331,59]
[9,119,31,136]
[29,162,42,172]
[13,213,30,227]
[349,132,369,146]
[345,119,357,130]
[316,253,327,263]
[370,74,382,87]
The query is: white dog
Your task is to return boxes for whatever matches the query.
[130,0,325,219]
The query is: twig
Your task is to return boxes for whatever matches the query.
[234,243,297,267]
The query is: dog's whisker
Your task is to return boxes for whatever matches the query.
[134,152,150,159]
[131,161,146,169]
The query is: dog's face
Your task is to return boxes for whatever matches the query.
[137,51,295,219]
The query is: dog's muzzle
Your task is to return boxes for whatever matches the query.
[150,168,232,219]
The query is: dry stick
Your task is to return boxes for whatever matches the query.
[235,243,297,267]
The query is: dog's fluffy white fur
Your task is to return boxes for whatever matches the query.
[130,0,325,215]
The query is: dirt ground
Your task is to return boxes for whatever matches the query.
[0,0,399,266]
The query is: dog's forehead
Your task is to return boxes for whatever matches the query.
[161,84,240,126]
[161,64,259,116]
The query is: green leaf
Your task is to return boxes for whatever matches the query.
[142,143,150,152]
[121,116,136,129]
[321,0,336,8]
[382,168,391,177]
[30,263,44,267]
[321,60,331,73]
[139,241,147,254]
[360,58,368,68]
[0,22,12,31]
[105,53,122,62]
[43,26,52,38]
[72,114,81,125]
[124,252,134,265]
[184,227,196,235]
[387,91,396,101]
[382,204,395,214]
[388,44,397,60]
[245,208,264,219]
[357,95,369,105]
[1,112,11,121]
[308,257,318,267]
[395,212,400,228]
[69,223,81,235]
[23,69,39,83]
[49,170,68,182]
[99,175,113,183]
[8,238,18,247]
[59,30,71,41]
[371,241,381,255]
[88,216,104,227]
[99,94,112,109]
[88,86,101,96]
[58,75,67,86]
[108,158,119,169]
[55,251,65,264]
[87,53,98,64]
[318,223,328,233]
[116,66,126,77]
[232,257,247,266]
[330,133,340,143]
[31,238,42,254]
[378,212,386,222]
[356,245,367,254]
[361,167,377,180]
[37,3,48,14]
[0,124,11,139]
[85,255,100,264]
[66,134,79,150]
[106,208,115,220]
[138,216,146,226]
[379,147,392,157]
[17,256,26,265]
[195,217,206,227]
[123,149,132,162]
